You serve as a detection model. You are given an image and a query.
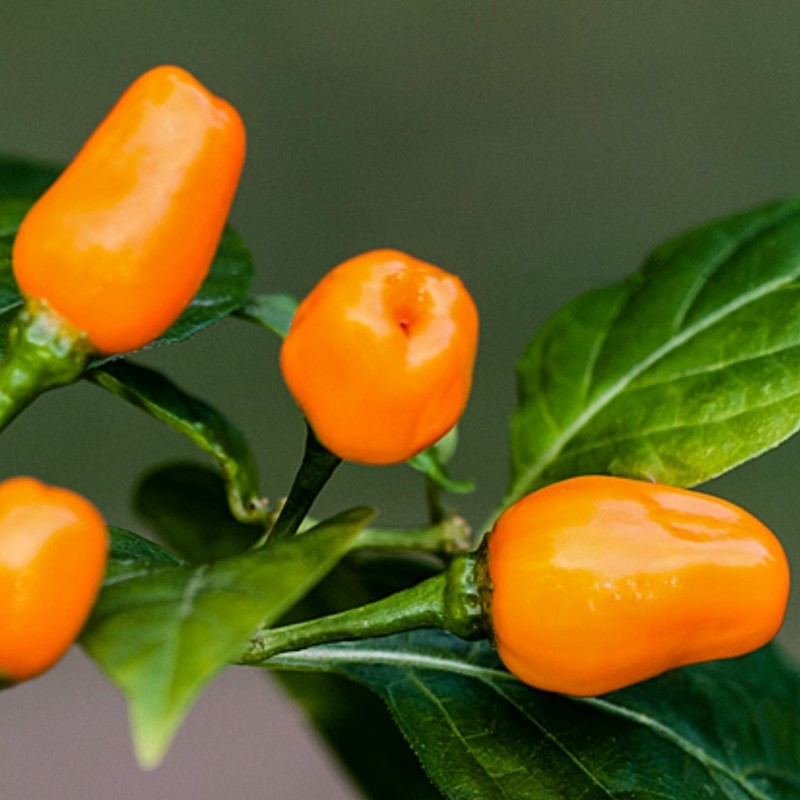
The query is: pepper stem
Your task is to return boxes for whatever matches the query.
[0,301,91,432]
[267,426,342,542]
[237,553,487,665]
[352,514,472,555]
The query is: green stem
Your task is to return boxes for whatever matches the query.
[237,554,487,665]
[424,473,445,524]
[352,515,472,555]
[267,426,341,542]
[0,302,90,432]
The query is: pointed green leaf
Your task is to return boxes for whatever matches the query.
[135,463,263,562]
[107,526,184,577]
[90,362,267,524]
[507,196,800,508]
[236,293,298,338]
[268,632,800,800]
[409,428,475,495]
[81,507,373,768]
[408,450,475,495]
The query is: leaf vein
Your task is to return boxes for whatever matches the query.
[507,259,800,504]
[584,698,773,800]
[556,385,800,465]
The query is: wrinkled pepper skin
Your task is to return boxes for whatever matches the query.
[12,65,246,354]
[0,477,108,682]
[280,249,479,464]
[486,475,789,696]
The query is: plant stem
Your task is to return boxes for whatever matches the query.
[237,554,487,665]
[352,515,472,556]
[424,473,445,524]
[267,426,341,542]
[0,302,90,432]
[240,572,447,663]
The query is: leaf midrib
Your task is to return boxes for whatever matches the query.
[505,243,800,507]
[270,643,780,800]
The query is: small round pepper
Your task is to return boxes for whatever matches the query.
[484,475,790,696]
[12,65,246,354]
[280,249,479,464]
[0,477,108,682]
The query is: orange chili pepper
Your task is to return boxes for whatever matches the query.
[12,65,246,354]
[0,477,108,682]
[485,475,789,696]
[280,249,479,465]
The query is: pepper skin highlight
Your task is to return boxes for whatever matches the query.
[280,249,479,465]
[485,475,790,696]
[0,477,108,682]
[12,65,246,354]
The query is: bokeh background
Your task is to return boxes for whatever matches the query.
[2,3,800,797]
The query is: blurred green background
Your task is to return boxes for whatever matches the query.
[2,2,800,798]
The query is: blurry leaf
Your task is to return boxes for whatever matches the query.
[236,293,298,338]
[269,632,800,800]
[508,196,800,508]
[0,198,33,348]
[0,158,253,362]
[0,157,58,201]
[81,507,373,768]
[135,463,263,562]
[90,361,267,524]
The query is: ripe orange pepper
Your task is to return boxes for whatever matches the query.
[485,475,789,696]
[0,477,108,682]
[280,249,479,464]
[12,65,246,354]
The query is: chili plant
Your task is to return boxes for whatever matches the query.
[1,65,800,800]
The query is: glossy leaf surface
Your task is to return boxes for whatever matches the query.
[269,631,800,800]
[91,362,267,524]
[82,508,373,768]
[106,526,184,581]
[508,196,800,507]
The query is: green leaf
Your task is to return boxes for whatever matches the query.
[279,672,442,799]
[0,157,59,201]
[274,554,443,800]
[507,196,800,507]
[90,361,267,524]
[268,632,800,800]
[408,449,475,495]
[0,157,254,361]
[0,199,34,347]
[135,462,263,562]
[106,526,184,583]
[236,293,298,338]
[81,507,373,768]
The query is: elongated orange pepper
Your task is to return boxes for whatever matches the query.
[0,477,108,682]
[484,476,790,696]
[280,249,479,464]
[12,65,246,354]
